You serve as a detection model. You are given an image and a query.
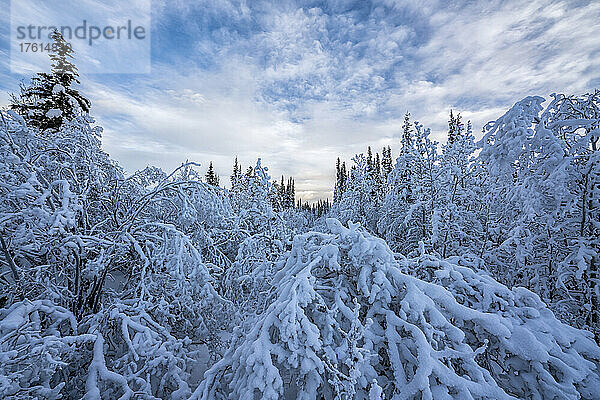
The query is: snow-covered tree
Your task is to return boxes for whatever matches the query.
[205,162,220,186]
[432,121,481,258]
[10,31,90,132]
[332,154,380,232]
[378,121,439,254]
[474,93,600,341]
[540,91,600,340]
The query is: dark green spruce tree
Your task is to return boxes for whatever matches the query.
[230,157,242,188]
[11,30,91,132]
[206,162,220,186]
[334,158,349,203]
[285,177,295,208]
[447,109,465,144]
[381,146,393,179]
[401,112,413,152]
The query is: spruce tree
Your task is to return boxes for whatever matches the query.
[397,113,415,196]
[448,109,465,144]
[334,158,344,203]
[284,177,295,208]
[291,179,295,207]
[230,157,242,188]
[381,146,393,179]
[206,162,220,186]
[274,175,287,210]
[11,30,90,132]
[334,158,350,204]
[401,112,413,152]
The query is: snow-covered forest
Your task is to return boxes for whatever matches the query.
[1,32,600,399]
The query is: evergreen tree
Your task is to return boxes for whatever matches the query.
[395,114,416,201]
[230,157,242,188]
[205,162,220,186]
[11,30,90,132]
[270,175,296,210]
[285,177,295,208]
[379,122,439,253]
[334,157,349,203]
[448,109,465,144]
[433,121,479,258]
[381,146,393,179]
[401,112,413,152]
[277,175,286,209]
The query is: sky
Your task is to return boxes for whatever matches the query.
[1,0,599,201]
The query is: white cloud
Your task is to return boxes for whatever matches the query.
[10,0,151,74]
[2,0,598,201]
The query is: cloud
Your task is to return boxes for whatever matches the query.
[85,63,304,181]
[8,0,151,74]
[0,0,598,201]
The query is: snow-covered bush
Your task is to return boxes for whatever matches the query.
[0,110,238,397]
[0,300,82,399]
[80,301,198,400]
[0,298,206,400]
[0,110,117,310]
[195,219,600,399]
[476,93,600,339]
[222,233,283,316]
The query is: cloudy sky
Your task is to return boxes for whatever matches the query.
[1,0,599,201]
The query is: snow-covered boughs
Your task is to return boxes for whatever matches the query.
[476,93,600,340]
[377,121,439,255]
[330,91,600,342]
[0,298,204,399]
[0,300,83,399]
[131,223,237,356]
[80,301,200,400]
[0,110,238,397]
[194,219,600,400]
[0,110,116,308]
[222,233,283,315]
